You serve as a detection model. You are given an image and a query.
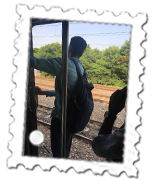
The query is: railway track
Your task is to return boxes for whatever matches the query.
[37,119,93,143]
[36,77,124,161]
[37,103,120,157]
[37,119,94,156]
[37,103,120,130]
[37,115,96,156]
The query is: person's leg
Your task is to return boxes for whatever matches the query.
[50,117,73,158]
[50,117,61,157]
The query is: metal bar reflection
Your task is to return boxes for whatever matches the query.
[61,21,69,158]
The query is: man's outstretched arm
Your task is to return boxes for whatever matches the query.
[30,57,62,76]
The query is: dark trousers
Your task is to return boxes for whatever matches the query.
[50,117,73,158]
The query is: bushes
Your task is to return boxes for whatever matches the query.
[33,40,130,87]
[40,71,54,78]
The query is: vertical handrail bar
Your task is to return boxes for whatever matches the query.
[61,21,69,157]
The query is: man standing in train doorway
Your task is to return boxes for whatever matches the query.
[30,36,87,158]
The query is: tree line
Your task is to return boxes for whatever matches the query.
[33,40,130,87]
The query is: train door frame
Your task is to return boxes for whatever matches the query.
[24,28,38,156]
[24,19,69,158]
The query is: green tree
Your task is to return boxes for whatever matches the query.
[120,40,130,56]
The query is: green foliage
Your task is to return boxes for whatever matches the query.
[33,48,39,58]
[40,71,54,78]
[38,43,62,58]
[33,40,130,87]
[120,40,130,56]
[34,43,62,78]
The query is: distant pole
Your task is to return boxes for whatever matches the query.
[61,21,69,158]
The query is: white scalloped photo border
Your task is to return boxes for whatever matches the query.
[8,4,147,177]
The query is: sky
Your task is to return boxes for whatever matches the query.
[32,21,131,51]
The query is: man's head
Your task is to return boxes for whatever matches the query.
[69,36,87,58]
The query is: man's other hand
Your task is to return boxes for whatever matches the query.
[35,86,45,95]
[108,86,127,116]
